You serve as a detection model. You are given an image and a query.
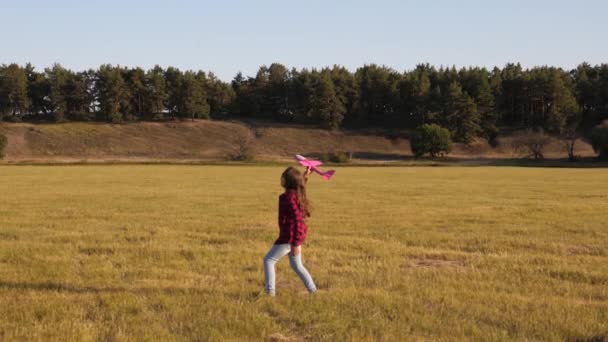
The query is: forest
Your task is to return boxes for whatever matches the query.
[1,62,607,144]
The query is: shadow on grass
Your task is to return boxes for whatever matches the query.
[566,335,608,342]
[451,157,608,168]
[350,152,407,160]
[302,153,608,168]
[0,280,212,295]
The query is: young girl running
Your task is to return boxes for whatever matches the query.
[263,166,317,296]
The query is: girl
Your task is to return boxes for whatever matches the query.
[263,166,317,296]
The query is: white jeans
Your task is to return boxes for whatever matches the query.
[263,244,317,296]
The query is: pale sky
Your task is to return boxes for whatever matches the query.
[1,0,606,81]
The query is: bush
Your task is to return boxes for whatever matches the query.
[319,152,351,164]
[6,115,22,123]
[410,124,452,158]
[482,122,500,148]
[560,123,580,162]
[590,121,608,159]
[511,128,552,160]
[231,130,255,161]
[0,132,7,159]
[252,126,265,138]
[330,152,351,163]
[232,149,255,162]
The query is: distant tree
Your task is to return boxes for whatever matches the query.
[399,65,433,128]
[204,72,235,117]
[252,65,272,116]
[0,132,7,159]
[180,71,209,120]
[266,63,289,118]
[232,127,255,161]
[308,72,345,129]
[164,67,183,118]
[125,67,147,120]
[96,65,131,123]
[592,65,608,124]
[560,122,580,161]
[590,121,608,159]
[355,64,400,126]
[0,64,30,119]
[572,63,595,122]
[511,129,552,160]
[145,66,167,119]
[329,65,358,124]
[463,68,499,145]
[231,72,263,117]
[231,72,248,115]
[289,68,314,121]
[572,63,608,126]
[498,63,526,126]
[65,71,94,120]
[544,69,579,133]
[410,124,452,158]
[25,64,51,117]
[46,64,69,122]
[443,81,480,143]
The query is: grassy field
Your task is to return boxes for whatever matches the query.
[0,165,607,341]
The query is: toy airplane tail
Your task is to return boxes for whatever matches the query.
[315,169,335,180]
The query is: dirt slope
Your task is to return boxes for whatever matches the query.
[0,120,596,163]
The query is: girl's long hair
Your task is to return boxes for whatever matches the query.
[281,166,311,217]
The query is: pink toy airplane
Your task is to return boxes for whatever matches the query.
[295,154,336,181]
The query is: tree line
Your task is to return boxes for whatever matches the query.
[1,62,607,143]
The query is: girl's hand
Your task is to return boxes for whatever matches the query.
[303,167,312,183]
[290,245,301,256]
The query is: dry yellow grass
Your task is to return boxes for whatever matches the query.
[0,165,607,341]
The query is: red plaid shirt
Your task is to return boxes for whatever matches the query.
[275,190,308,246]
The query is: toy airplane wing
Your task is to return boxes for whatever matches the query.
[294,154,335,181]
[295,154,321,166]
[296,157,322,168]
[307,160,322,167]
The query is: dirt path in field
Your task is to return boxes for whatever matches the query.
[2,126,32,158]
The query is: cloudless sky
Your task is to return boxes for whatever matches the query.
[1,0,606,81]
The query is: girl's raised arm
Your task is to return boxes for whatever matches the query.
[303,167,312,183]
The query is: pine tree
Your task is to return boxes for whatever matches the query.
[125,67,147,120]
[205,72,235,117]
[65,70,93,120]
[180,72,209,120]
[25,64,50,116]
[444,82,480,143]
[0,64,30,118]
[145,66,167,119]
[46,64,69,122]
[164,67,183,118]
[97,65,130,123]
[308,72,345,129]
[545,69,579,133]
